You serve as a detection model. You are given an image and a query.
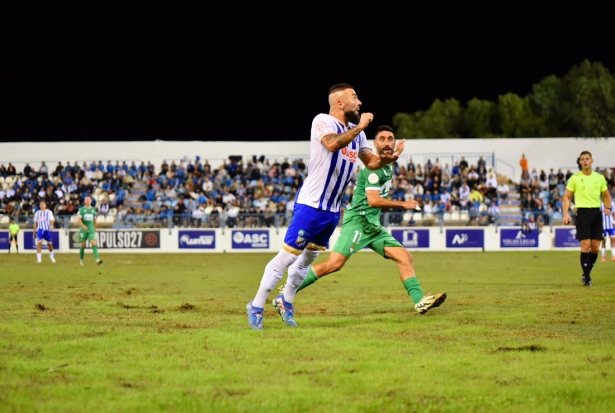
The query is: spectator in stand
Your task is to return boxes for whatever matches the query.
[497,181,510,201]
[99,199,110,216]
[487,201,500,225]
[565,169,573,182]
[477,156,486,171]
[466,166,479,189]
[415,164,424,186]
[530,168,539,182]
[519,170,532,197]
[39,161,49,177]
[191,205,204,227]
[459,157,469,173]
[519,154,528,178]
[459,182,470,210]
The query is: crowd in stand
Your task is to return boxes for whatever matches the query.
[1,155,614,229]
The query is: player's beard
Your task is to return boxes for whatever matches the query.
[345,109,360,125]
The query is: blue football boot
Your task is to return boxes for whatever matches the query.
[272,294,297,327]
[246,301,264,330]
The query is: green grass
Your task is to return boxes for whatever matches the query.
[1,251,615,413]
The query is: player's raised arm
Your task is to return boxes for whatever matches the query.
[366,189,418,210]
[321,112,373,152]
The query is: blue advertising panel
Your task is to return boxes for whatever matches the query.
[0,231,9,250]
[178,230,216,249]
[24,230,60,249]
[231,230,269,249]
[500,228,539,248]
[446,229,484,248]
[554,228,580,248]
[391,229,430,248]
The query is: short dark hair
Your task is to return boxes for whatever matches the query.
[328,83,354,95]
[375,125,394,135]
[579,150,592,158]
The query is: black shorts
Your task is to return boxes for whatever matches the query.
[10,234,17,242]
[575,208,603,240]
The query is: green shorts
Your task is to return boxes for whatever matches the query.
[79,229,96,243]
[333,216,403,258]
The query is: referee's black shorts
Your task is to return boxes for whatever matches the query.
[575,208,603,240]
[10,234,17,242]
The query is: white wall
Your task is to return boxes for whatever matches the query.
[1,138,613,181]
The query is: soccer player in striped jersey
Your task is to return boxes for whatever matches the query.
[33,201,56,263]
[600,201,615,262]
[247,83,406,330]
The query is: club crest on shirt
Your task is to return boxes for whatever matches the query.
[368,173,379,184]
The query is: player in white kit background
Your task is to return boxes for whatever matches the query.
[247,83,406,330]
[33,201,56,263]
[600,201,615,262]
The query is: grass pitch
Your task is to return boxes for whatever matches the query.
[1,251,614,413]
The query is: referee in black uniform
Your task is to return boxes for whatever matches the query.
[562,151,612,286]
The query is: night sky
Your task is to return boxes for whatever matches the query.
[2,5,614,143]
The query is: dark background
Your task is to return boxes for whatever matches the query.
[2,4,614,142]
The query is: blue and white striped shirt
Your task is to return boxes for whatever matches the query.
[296,114,371,213]
[35,209,54,231]
[601,202,613,230]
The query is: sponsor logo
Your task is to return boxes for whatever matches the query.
[67,230,160,249]
[500,229,539,248]
[391,229,430,248]
[446,229,484,248]
[554,228,580,248]
[341,147,358,163]
[232,230,269,249]
[179,230,216,249]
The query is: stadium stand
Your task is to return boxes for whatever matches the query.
[1,157,613,231]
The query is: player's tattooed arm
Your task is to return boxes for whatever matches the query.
[321,112,374,152]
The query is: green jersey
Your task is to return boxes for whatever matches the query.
[343,165,392,227]
[566,171,607,208]
[79,206,97,231]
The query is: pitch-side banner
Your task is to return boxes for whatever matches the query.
[178,230,216,249]
[0,231,9,250]
[500,228,539,248]
[391,229,430,248]
[68,230,161,249]
[446,229,484,248]
[24,230,61,249]
[231,229,269,249]
[554,228,580,248]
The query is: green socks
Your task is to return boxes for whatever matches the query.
[92,245,99,260]
[297,267,320,292]
[80,247,85,260]
[403,277,424,304]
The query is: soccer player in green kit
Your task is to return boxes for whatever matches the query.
[280,125,446,315]
[78,195,103,266]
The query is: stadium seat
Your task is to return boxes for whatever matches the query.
[402,212,412,223]
[70,215,80,224]
[109,208,117,216]
[0,215,8,224]
[443,212,452,221]
[95,216,105,224]
[104,215,116,224]
[94,188,102,195]
[459,210,469,220]
[450,211,460,221]
[0,177,4,184]
[108,194,116,202]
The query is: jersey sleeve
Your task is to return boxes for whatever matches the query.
[565,175,576,192]
[312,114,339,141]
[356,131,372,155]
[48,211,54,221]
[363,168,381,191]
[600,176,607,192]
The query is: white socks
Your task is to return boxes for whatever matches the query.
[283,249,320,303]
[252,249,299,308]
[37,253,41,261]
[602,248,606,258]
[50,251,54,260]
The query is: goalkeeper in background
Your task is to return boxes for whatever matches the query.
[78,195,103,266]
[277,125,446,322]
